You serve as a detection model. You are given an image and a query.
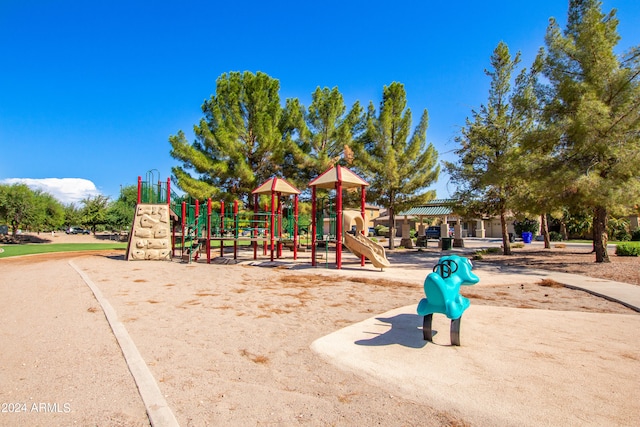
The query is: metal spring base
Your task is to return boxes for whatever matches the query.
[423,314,462,346]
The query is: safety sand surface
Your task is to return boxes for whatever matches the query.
[1,250,638,426]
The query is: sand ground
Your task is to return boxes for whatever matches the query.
[0,234,638,426]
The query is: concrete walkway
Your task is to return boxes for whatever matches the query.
[308,242,640,426]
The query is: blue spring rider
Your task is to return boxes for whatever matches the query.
[417,255,480,346]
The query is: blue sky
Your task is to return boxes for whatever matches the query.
[1,1,639,204]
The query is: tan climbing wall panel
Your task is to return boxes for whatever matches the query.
[126,204,171,261]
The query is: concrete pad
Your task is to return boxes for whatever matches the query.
[311,305,640,426]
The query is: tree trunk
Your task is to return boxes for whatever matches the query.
[500,210,511,255]
[560,221,568,240]
[593,206,610,263]
[541,213,550,249]
[388,207,395,250]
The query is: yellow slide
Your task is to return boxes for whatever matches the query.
[342,210,391,270]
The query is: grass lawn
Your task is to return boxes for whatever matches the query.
[565,240,640,246]
[614,241,640,246]
[0,243,127,259]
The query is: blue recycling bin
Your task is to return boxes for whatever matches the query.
[522,231,533,243]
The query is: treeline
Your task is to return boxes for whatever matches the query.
[170,79,440,250]
[168,3,639,259]
[445,1,640,262]
[0,183,138,236]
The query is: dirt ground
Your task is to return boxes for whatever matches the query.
[475,244,640,285]
[0,235,638,425]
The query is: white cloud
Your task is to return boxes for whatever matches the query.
[1,178,101,205]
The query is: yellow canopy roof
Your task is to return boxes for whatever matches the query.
[252,177,301,195]
[308,165,369,190]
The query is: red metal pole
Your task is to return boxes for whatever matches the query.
[361,185,366,266]
[233,200,238,260]
[194,199,200,261]
[181,201,186,258]
[270,192,275,261]
[311,186,316,267]
[166,178,171,205]
[207,198,212,264]
[336,182,343,270]
[137,176,142,204]
[294,194,299,261]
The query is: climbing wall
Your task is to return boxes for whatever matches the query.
[126,204,172,261]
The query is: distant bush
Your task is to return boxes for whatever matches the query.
[473,246,502,259]
[608,217,630,241]
[615,232,631,242]
[513,218,539,237]
[632,229,640,241]
[549,231,563,241]
[475,247,501,256]
[616,243,640,257]
[511,242,525,248]
[374,225,388,236]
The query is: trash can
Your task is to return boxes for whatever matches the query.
[441,237,452,250]
[522,231,533,244]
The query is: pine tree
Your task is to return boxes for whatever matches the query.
[170,71,284,205]
[539,0,640,262]
[281,87,364,186]
[446,42,538,255]
[356,82,439,250]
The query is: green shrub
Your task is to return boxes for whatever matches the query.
[549,231,563,241]
[616,243,640,257]
[511,242,525,248]
[375,225,388,236]
[513,218,539,237]
[616,232,631,242]
[608,217,630,241]
[631,229,640,241]
[474,247,501,257]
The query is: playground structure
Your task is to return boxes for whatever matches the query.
[417,255,480,346]
[309,165,390,270]
[126,166,391,269]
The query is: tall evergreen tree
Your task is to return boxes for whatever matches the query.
[282,87,364,186]
[446,42,538,255]
[356,82,439,250]
[539,0,640,262]
[170,71,284,205]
